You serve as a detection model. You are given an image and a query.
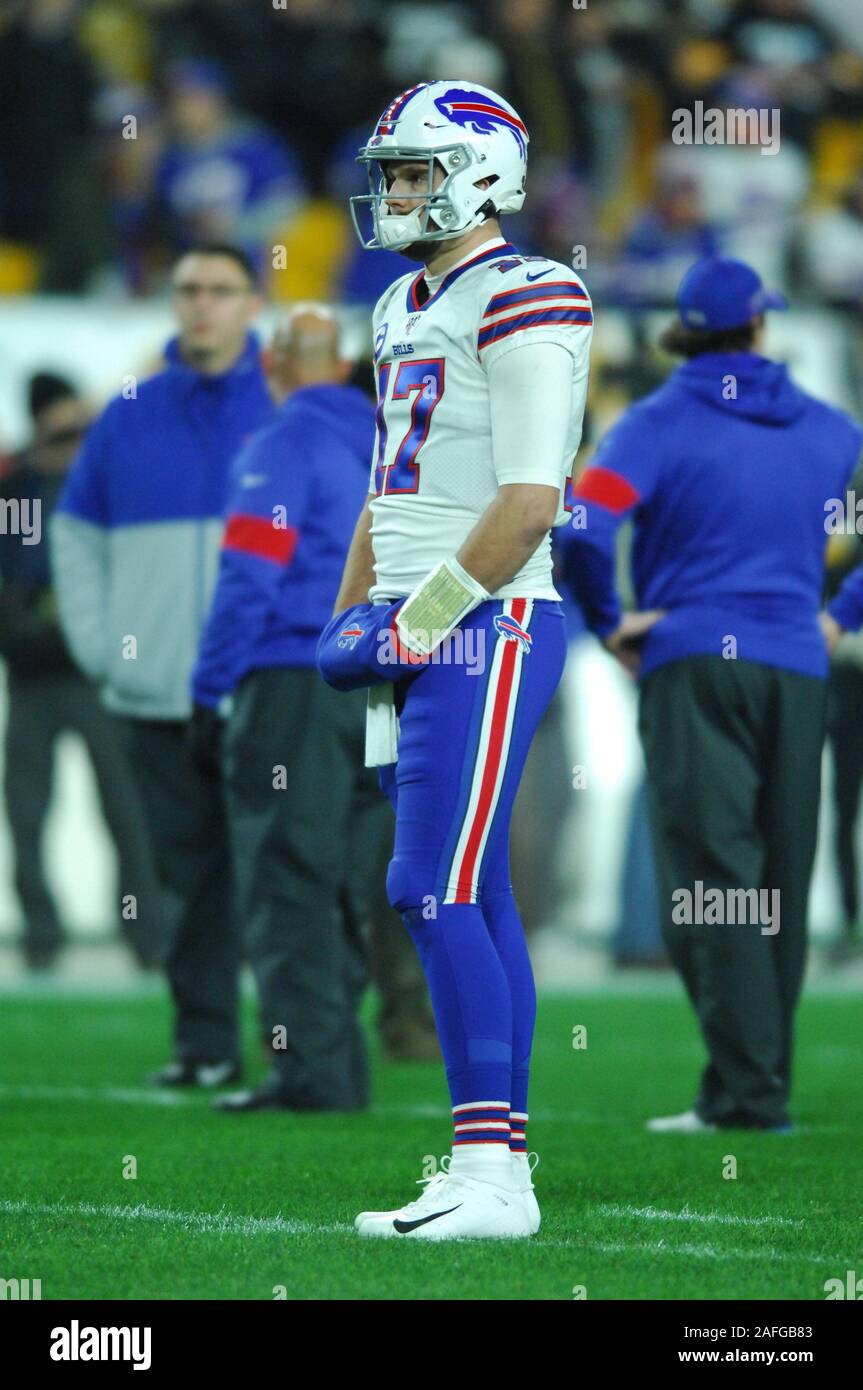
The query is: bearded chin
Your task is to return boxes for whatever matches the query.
[399,240,432,262]
[380,208,444,261]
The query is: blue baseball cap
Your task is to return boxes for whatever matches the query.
[676,256,788,330]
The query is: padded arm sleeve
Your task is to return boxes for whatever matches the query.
[487,340,585,490]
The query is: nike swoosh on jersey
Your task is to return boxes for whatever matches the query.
[392,1205,463,1233]
[240,474,268,488]
[525,268,554,281]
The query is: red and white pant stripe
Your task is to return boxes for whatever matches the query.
[443,599,534,905]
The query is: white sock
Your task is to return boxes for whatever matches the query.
[448,1144,517,1189]
[510,1151,531,1189]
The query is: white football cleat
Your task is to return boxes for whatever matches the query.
[354,1157,452,1233]
[358,1170,532,1240]
[511,1151,540,1234]
[646,1109,716,1133]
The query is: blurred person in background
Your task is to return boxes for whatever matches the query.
[659,78,810,292]
[243,0,388,192]
[488,0,593,264]
[612,171,719,307]
[490,0,587,176]
[145,0,386,193]
[0,372,157,970]
[189,304,434,1111]
[823,634,863,961]
[801,171,863,310]
[94,83,165,295]
[561,255,862,1133]
[0,0,104,291]
[718,0,860,153]
[612,781,666,969]
[51,243,275,1088]
[819,507,863,962]
[154,58,306,278]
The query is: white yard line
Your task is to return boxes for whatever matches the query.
[533,1236,844,1266]
[0,1083,195,1107]
[597,1203,803,1229]
[0,1198,349,1238]
[2,1199,849,1264]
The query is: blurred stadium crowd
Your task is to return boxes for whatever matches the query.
[1,0,863,309]
[2,0,863,986]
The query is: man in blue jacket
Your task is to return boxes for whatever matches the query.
[190,306,380,1110]
[52,243,275,1087]
[559,256,862,1132]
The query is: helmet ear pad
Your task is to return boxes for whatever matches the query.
[475,173,501,223]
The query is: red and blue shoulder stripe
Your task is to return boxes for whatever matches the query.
[478,277,593,350]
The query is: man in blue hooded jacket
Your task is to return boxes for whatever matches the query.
[52,244,275,1088]
[559,256,862,1132]
[190,306,382,1111]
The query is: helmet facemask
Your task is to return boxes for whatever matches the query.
[350,144,498,252]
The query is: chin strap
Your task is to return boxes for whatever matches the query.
[394,557,490,658]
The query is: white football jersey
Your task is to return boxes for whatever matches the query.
[367,236,593,602]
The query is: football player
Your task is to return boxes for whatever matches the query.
[318,81,593,1238]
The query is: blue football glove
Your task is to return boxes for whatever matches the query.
[316,601,430,692]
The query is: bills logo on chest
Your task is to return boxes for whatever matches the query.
[392,312,423,356]
[375,312,427,361]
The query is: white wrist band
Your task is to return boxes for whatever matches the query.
[395,557,490,657]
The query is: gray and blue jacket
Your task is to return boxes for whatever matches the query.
[51,332,275,718]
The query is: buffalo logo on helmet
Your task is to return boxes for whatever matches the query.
[493,615,533,653]
[433,88,528,155]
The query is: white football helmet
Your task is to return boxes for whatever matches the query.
[350,80,529,252]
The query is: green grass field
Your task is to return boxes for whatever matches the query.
[1,985,860,1300]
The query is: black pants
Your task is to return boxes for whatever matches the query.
[639,655,825,1129]
[121,718,240,1066]
[4,671,157,958]
[223,667,377,1110]
[826,663,863,927]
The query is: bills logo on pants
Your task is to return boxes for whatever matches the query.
[493,614,532,653]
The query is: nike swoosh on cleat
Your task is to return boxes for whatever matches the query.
[392,1205,462,1233]
[525,268,554,281]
